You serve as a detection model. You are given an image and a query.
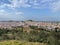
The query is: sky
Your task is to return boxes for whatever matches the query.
[0,0,60,21]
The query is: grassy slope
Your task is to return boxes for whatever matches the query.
[0,40,46,45]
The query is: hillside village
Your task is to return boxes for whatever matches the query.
[0,21,60,30]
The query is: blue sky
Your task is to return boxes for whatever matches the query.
[0,0,60,21]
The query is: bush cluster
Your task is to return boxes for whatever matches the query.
[0,26,60,45]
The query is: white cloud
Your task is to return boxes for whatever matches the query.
[51,0,60,12]
[16,12,24,15]
[15,12,25,19]
[0,0,60,12]
[0,9,5,12]
[33,0,60,12]
[0,9,24,20]
[7,0,31,8]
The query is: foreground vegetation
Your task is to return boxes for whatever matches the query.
[0,40,46,45]
[0,26,60,45]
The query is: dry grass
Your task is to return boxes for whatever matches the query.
[0,40,47,45]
